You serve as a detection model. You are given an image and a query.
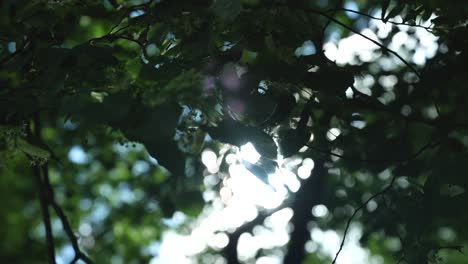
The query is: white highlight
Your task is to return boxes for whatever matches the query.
[201,149,219,173]
[239,142,261,163]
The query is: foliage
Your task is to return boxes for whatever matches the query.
[1,0,467,263]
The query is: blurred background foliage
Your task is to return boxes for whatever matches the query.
[1,0,467,263]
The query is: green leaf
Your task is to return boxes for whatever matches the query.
[211,0,242,21]
[381,0,390,20]
[204,119,277,159]
[384,4,405,23]
[240,49,258,65]
[242,158,276,184]
[176,191,204,217]
[72,44,116,67]
[16,138,50,159]
[420,10,432,22]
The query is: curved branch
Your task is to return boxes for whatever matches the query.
[27,119,56,263]
[0,41,30,66]
[321,0,345,39]
[32,164,56,263]
[326,8,440,32]
[284,158,327,263]
[224,205,286,264]
[332,174,397,264]
[306,139,440,164]
[277,4,422,78]
[41,165,94,264]
[29,115,93,264]
[435,245,464,254]
[312,10,422,78]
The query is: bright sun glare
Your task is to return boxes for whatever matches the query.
[149,11,439,264]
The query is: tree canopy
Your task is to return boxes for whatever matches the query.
[1,0,467,263]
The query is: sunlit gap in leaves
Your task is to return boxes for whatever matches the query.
[154,8,442,264]
[202,142,285,209]
[170,142,298,262]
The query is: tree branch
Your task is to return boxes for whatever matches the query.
[435,245,464,255]
[321,0,344,41]
[32,164,56,264]
[30,114,93,264]
[277,4,423,78]
[27,118,56,264]
[284,157,328,263]
[224,205,287,264]
[0,41,30,66]
[332,174,397,264]
[306,139,440,164]
[326,8,440,33]
[311,9,422,78]
[347,86,468,130]
[41,165,94,264]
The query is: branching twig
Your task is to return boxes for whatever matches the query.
[312,10,422,78]
[332,175,397,264]
[307,139,440,164]
[225,205,287,264]
[28,115,93,264]
[435,245,464,254]
[41,165,94,264]
[321,0,344,41]
[326,8,440,32]
[277,3,422,78]
[27,119,56,264]
[396,254,406,264]
[0,41,30,66]
[348,86,468,130]
[89,33,151,61]
[32,164,56,264]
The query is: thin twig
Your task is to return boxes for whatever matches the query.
[332,175,397,264]
[41,165,94,264]
[321,0,344,39]
[310,9,422,78]
[326,8,439,32]
[307,139,440,164]
[276,3,423,78]
[0,41,30,66]
[27,118,56,264]
[89,33,151,60]
[436,245,464,254]
[348,86,468,129]
[396,254,406,264]
[32,164,56,264]
[31,115,92,263]
[108,14,129,35]
[225,204,288,264]
[395,232,407,264]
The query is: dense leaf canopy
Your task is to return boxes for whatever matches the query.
[1,0,467,263]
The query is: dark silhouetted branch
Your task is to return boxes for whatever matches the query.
[32,164,56,264]
[326,8,440,32]
[27,118,56,264]
[41,165,94,264]
[29,115,93,264]
[332,175,397,264]
[314,10,422,78]
[0,41,30,66]
[284,158,327,263]
[307,139,440,164]
[225,206,286,264]
[277,4,423,78]
[322,0,345,38]
[435,245,464,254]
[346,86,468,130]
